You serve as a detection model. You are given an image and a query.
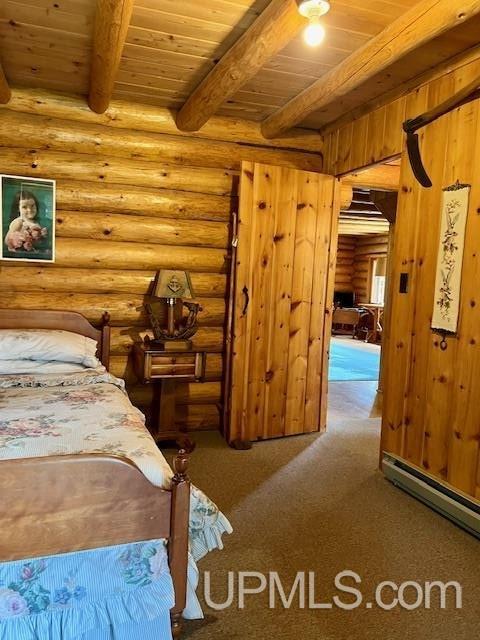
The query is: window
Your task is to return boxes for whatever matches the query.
[370,256,387,305]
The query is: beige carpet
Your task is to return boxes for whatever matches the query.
[167,387,480,639]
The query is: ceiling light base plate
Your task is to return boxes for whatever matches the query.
[297,0,330,19]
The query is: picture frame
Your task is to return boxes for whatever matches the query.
[0,174,56,263]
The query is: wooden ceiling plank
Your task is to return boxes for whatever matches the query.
[0,62,11,103]
[9,0,93,12]
[122,43,213,70]
[4,0,94,35]
[125,25,224,58]
[10,74,87,93]
[175,0,306,132]
[133,0,261,30]
[332,0,418,21]
[5,54,89,78]
[0,20,90,52]
[89,0,135,114]
[130,7,243,43]
[261,0,480,137]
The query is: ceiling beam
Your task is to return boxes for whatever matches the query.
[320,43,480,136]
[88,0,135,114]
[176,0,306,132]
[261,0,480,138]
[342,165,400,192]
[0,62,11,104]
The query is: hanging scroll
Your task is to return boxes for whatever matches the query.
[431,181,470,333]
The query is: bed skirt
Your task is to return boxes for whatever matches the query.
[0,540,174,640]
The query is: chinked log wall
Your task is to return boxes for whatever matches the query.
[0,89,323,432]
[325,47,480,499]
[335,234,389,302]
[353,234,389,304]
[334,235,355,293]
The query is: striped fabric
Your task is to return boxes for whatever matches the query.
[0,540,174,640]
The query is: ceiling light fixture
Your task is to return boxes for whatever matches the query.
[297,0,330,47]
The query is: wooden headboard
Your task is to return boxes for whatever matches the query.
[0,309,111,368]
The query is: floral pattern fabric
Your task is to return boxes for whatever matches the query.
[0,371,173,488]
[0,540,174,640]
[0,370,232,626]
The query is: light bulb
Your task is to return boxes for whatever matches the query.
[303,19,325,47]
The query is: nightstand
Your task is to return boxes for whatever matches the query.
[132,340,206,443]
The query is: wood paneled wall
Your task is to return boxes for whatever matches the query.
[326,48,480,498]
[0,90,322,432]
[381,89,480,499]
[334,235,355,293]
[353,234,389,304]
[323,48,480,176]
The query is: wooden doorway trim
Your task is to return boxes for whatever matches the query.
[339,157,401,395]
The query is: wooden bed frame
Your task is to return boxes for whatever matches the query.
[0,309,190,638]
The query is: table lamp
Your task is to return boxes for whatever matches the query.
[145,269,201,350]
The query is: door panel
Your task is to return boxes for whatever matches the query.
[228,162,340,445]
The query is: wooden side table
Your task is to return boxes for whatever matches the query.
[361,304,384,343]
[132,341,206,443]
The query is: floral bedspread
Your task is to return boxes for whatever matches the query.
[0,539,174,640]
[0,371,232,623]
[0,370,173,487]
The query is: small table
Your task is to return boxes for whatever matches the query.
[361,304,384,343]
[132,341,206,443]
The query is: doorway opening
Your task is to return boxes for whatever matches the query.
[328,158,400,423]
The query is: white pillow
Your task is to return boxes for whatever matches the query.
[0,329,101,368]
[0,360,106,375]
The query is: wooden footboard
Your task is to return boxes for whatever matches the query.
[0,451,190,636]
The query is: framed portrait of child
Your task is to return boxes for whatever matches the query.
[1,174,56,263]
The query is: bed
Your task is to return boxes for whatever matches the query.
[0,309,232,640]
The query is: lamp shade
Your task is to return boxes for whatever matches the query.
[152,270,194,299]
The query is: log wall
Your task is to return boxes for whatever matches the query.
[352,234,389,304]
[0,90,322,432]
[334,235,355,293]
[326,47,480,498]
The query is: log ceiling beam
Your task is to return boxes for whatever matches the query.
[261,0,480,138]
[176,0,306,132]
[0,62,11,104]
[88,0,135,114]
[342,165,400,192]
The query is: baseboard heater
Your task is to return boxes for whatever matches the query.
[382,452,480,539]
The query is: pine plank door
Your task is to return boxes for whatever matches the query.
[227,162,341,446]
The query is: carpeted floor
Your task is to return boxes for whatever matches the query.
[329,337,380,382]
[168,383,480,639]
